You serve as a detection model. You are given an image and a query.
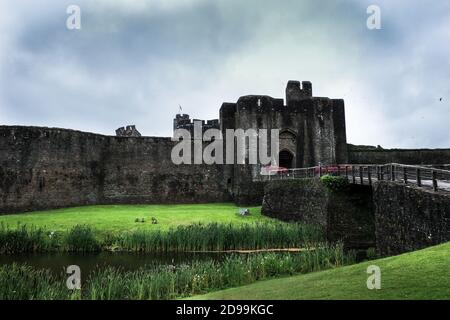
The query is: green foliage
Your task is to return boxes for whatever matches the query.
[0,223,59,254]
[0,222,323,254]
[115,222,324,253]
[64,225,100,252]
[0,244,350,300]
[320,175,349,192]
[0,264,72,300]
[366,247,377,260]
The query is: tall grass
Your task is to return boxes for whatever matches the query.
[0,243,351,300]
[0,264,71,300]
[64,225,100,252]
[0,223,59,254]
[116,222,323,252]
[0,222,324,254]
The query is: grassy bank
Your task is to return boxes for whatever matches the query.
[0,204,266,234]
[189,242,450,300]
[0,245,350,300]
[0,222,324,254]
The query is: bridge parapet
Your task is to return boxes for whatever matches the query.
[257,163,450,193]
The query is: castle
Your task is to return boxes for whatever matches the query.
[1,80,450,213]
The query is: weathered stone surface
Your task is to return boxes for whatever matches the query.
[327,184,375,248]
[262,178,450,254]
[261,179,375,248]
[348,146,450,165]
[233,181,267,206]
[262,179,328,227]
[373,181,450,256]
[173,114,219,136]
[222,81,348,205]
[0,126,229,214]
[116,125,142,137]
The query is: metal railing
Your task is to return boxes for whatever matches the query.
[258,163,450,192]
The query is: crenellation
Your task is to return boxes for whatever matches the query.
[116,125,142,137]
[173,114,220,136]
[302,81,313,97]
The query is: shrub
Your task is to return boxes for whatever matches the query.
[64,225,100,252]
[366,247,377,260]
[0,223,59,254]
[320,174,349,192]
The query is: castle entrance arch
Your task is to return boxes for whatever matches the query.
[278,130,297,168]
[279,150,294,168]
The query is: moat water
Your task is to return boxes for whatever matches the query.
[0,252,231,275]
[0,249,369,276]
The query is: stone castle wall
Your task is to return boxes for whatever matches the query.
[260,178,450,255]
[261,179,375,248]
[0,126,229,214]
[348,146,450,165]
[373,181,450,256]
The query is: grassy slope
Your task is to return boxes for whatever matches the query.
[0,203,266,234]
[190,242,450,300]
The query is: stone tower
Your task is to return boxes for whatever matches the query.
[219,80,348,204]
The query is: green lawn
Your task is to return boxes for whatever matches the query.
[0,203,267,234]
[189,242,450,300]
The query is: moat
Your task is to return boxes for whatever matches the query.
[0,252,229,276]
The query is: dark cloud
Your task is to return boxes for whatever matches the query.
[1,0,449,148]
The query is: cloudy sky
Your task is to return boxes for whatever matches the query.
[0,0,449,148]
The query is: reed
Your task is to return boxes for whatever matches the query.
[64,225,100,252]
[0,264,71,300]
[0,223,58,254]
[0,244,351,300]
[116,222,324,253]
[0,222,323,254]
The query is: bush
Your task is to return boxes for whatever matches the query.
[366,247,377,260]
[320,175,349,192]
[0,224,59,254]
[64,225,100,252]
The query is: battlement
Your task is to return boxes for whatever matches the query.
[286,80,313,106]
[173,114,220,136]
[116,125,142,137]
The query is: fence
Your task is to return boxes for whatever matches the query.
[259,163,450,192]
